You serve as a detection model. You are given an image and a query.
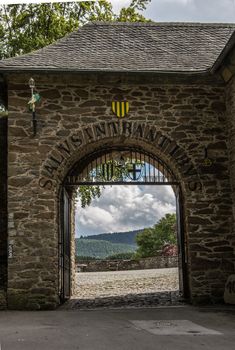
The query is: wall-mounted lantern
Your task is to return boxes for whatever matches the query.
[28,78,41,136]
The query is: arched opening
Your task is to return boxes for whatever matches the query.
[59,146,189,306]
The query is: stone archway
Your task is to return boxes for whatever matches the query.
[38,121,201,192]
[5,68,234,310]
[59,145,188,303]
[8,119,229,310]
[35,121,202,307]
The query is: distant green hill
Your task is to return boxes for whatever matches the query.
[80,229,145,246]
[75,238,136,259]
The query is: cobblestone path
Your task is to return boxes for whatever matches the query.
[74,268,179,299]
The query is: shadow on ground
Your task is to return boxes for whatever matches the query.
[62,290,183,309]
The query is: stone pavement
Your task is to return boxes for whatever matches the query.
[0,306,235,350]
[65,291,182,309]
[74,268,179,298]
[71,268,179,309]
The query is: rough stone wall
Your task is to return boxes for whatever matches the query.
[6,72,234,309]
[77,256,178,273]
[0,115,7,309]
[70,197,76,296]
[226,77,235,271]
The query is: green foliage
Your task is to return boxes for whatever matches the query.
[0,0,151,59]
[135,213,177,258]
[105,251,135,260]
[77,185,102,208]
[76,238,136,259]
[118,0,151,22]
[75,255,98,263]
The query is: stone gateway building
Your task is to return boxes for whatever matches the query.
[1,22,235,309]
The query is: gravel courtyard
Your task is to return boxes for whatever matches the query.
[74,267,179,299]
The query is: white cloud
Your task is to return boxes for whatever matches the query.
[79,207,114,226]
[162,0,192,3]
[110,0,131,13]
[109,0,235,23]
[75,185,176,236]
[143,0,235,22]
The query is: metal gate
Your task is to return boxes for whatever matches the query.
[59,188,71,301]
[59,147,189,301]
[65,147,178,186]
[175,187,188,298]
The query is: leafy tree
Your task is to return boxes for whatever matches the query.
[135,213,177,258]
[0,0,151,59]
[77,185,102,208]
[106,252,135,260]
[118,0,151,22]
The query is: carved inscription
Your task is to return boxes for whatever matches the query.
[39,121,200,190]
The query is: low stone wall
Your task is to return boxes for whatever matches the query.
[77,256,178,272]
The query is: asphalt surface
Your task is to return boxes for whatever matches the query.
[0,306,235,350]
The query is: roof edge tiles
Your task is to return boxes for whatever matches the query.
[86,21,235,27]
[0,22,235,73]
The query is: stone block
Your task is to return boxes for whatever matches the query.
[7,289,29,310]
[224,274,235,304]
[0,290,7,310]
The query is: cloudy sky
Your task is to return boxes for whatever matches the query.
[111,0,235,23]
[76,185,176,236]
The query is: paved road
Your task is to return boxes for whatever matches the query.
[74,268,179,298]
[0,306,235,350]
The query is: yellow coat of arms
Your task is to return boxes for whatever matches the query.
[112,101,129,118]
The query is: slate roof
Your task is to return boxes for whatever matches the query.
[0,22,235,73]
